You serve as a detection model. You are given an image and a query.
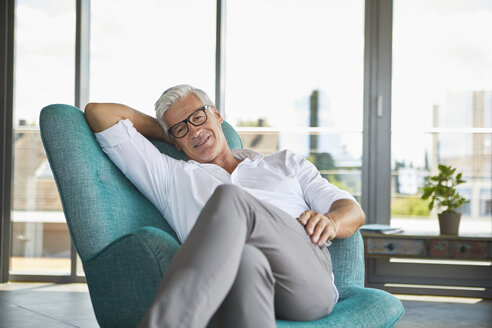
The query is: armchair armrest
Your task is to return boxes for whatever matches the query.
[83,226,180,328]
[277,286,404,328]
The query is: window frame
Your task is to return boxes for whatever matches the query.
[0,0,15,284]
[362,0,393,227]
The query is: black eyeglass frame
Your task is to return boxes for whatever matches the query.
[167,105,212,138]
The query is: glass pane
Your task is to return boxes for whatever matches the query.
[391,0,492,235]
[226,0,364,198]
[90,0,216,116]
[11,0,75,275]
[237,130,362,201]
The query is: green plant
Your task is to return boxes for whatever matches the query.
[421,164,469,214]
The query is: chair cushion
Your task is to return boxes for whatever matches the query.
[84,226,180,328]
[276,286,404,328]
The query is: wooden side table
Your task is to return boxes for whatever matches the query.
[362,232,492,298]
[362,232,492,261]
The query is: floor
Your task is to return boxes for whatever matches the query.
[0,283,491,327]
[394,295,492,328]
[0,283,97,328]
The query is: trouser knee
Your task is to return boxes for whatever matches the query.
[197,184,255,235]
[211,184,245,201]
[206,184,253,221]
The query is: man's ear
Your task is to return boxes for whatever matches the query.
[212,106,224,124]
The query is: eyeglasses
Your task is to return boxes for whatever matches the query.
[167,105,211,138]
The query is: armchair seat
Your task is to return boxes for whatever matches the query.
[40,104,404,328]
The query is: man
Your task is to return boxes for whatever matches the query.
[84,85,365,328]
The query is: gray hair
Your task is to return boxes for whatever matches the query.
[155,84,215,136]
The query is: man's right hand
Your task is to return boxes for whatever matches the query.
[297,210,338,246]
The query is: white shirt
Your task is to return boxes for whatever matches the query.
[96,118,356,304]
[95,119,356,243]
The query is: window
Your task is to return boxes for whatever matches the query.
[3,0,490,292]
[225,0,365,200]
[11,0,76,275]
[90,0,216,116]
[391,0,492,234]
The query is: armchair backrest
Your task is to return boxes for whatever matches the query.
[40,104,172,260]
[40,104,241,260]
[40,104,363,288]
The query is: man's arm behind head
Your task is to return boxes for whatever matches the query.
[84,102,172,143]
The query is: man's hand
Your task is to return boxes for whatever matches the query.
[297,210,339,246]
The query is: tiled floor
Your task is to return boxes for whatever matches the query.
[394,295,492,328]
[0,283,491,327]
[0,283,97,328]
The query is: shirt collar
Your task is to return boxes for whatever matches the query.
[231,148,264,162]
[187,148,263,167]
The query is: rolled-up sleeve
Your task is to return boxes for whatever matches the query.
[295,152,357,214]
[94,119,174,215]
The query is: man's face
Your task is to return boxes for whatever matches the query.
[163,94,229,164]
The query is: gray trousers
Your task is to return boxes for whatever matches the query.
[138,184,336,328]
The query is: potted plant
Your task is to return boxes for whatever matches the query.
[421,164,469,235]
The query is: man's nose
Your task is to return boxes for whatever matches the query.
[188,123,202,138]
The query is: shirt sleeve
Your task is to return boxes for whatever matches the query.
[94,119,175,215]
[294,151,357,214]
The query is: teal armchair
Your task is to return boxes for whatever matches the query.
[40,104,404,328]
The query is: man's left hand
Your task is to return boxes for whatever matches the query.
[297,210,338,246]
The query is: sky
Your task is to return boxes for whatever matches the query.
[12,0,492,168]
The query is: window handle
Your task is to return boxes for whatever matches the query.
[377,95,383,118]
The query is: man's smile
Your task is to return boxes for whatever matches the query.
[193,135,211,148]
